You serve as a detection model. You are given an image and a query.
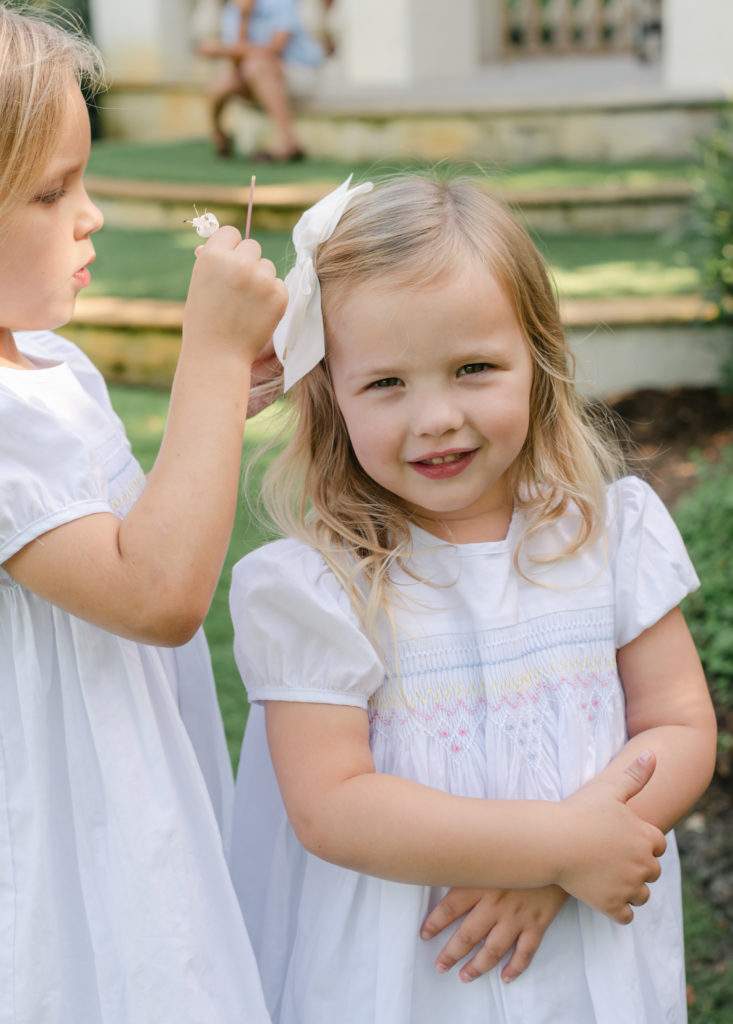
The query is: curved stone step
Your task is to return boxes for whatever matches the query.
[85,174,694,235]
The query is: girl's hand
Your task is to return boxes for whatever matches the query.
[184,229,288,367]
[421,885,568,984]
[557,750,666,923]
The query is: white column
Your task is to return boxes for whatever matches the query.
[663,0,733,93]
[336,0,480,85]
[88,0,193,82]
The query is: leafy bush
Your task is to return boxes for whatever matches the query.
[675,449,733,766]
[690,108,733,316]
[689,109,733,389]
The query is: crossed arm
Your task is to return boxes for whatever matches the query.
[263,596,699,933]
[419,606,717,983]
[265,606,715,983]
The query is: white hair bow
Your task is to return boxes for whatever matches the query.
[273,175,373,391]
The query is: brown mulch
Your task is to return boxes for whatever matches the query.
[607,386,733,508]
[605,386,733,934]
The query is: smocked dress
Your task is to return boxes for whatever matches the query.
[0,331,270,1024]
[229,476,698,1024]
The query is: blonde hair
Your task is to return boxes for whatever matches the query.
[258,173,625,633]
[0,3,105,232]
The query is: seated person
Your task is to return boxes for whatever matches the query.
[199,0,323,161]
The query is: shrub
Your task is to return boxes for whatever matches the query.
[674,448,733,770]
[690,109,733,315]
[689,108,733,388]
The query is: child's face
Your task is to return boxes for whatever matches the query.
[0,84,103,333]
[326,263,533,543]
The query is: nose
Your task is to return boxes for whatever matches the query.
[411,387,464,437]
[76,186,104,238]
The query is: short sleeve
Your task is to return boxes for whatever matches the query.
[609,476,700,648]
[23,330,126,430]
[0,385,110,564]
[230,539,384,708]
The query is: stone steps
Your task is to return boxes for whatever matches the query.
[102,55,723,167]
[86,174,694,235]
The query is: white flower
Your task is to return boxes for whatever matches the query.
[186,207,220,238]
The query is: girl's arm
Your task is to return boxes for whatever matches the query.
[265,700,665,923]
[599,605,716,828]
[420,604,716,982]
[4,230,288,645]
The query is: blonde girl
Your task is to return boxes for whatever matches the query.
[0,5,286,1021]
[229,175,715,1023]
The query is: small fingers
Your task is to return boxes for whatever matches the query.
[458,928,518,983]
[500,930,543,984]
[254,256,278,279]
[420,889,480,941]
[611,902,635,926]
[652,828,667,859]
[629,883,650,908]
[434,918,493,973]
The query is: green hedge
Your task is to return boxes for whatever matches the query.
[675,449,733,762]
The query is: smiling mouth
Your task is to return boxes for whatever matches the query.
[410,449,478,478]
[419,453,466,465]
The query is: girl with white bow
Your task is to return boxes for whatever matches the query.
[228,174,715,1024]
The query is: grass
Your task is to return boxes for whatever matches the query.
[87,136,695,192]
[535,232,702,299]
[88,227,294,300]
[88,225,702,303]
[83,139,703,301]
[683,875,733,1022]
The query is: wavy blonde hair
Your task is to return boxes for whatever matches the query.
[256,173,625,634]
[0,3,105,234]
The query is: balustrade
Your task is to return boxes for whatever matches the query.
[502,0,661,56]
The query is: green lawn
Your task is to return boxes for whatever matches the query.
[88,227,294,300]
[84,140,703,301]
[535,233,701,299]
[88,136,695,192]
[683,875,733,1022]
[88,224,702,302]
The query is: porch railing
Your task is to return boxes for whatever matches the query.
[502,0,661,56]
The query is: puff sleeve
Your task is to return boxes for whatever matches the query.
[230,539,384,708]
[609,476,700,649]
[0,384,110,564]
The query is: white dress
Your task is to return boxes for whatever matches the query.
[229,476,698,1024]
[0,331,270,1024]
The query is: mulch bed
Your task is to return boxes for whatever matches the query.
[608,386,733,508]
